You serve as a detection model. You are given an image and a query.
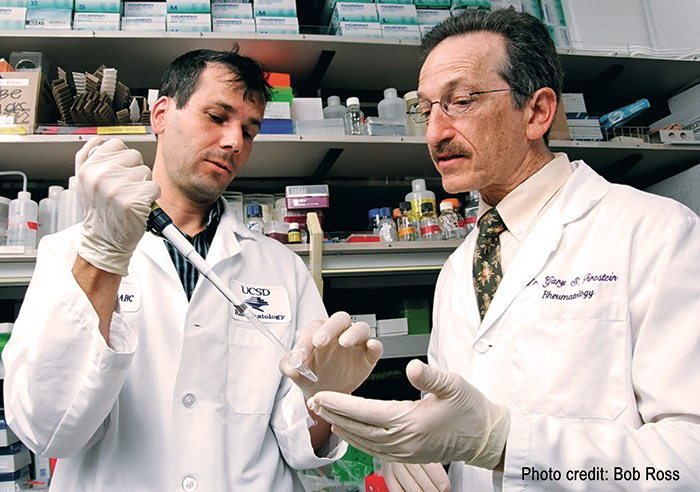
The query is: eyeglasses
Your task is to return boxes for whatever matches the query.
[408,88,516,124]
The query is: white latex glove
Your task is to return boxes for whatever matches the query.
[308,359,510,470]
[76,137,161,276]
[280,311,383,400]
[382,462,451,492]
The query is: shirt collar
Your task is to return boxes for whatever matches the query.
[478,153,573,239]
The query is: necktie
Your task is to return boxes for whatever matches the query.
[473,208,507,319]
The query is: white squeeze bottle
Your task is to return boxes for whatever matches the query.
[405,178,436,223]
[57,176,84,232]
[323,95,347,119]
[38,185,64,243]
[7,191,38,252]
[378,87,408,127]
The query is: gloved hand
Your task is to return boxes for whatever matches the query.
[76,137,161,276]
[280,311,383,400]
[382,462,451,492]
[308,359,510,470]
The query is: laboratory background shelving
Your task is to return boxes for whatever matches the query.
[1,29,700,367]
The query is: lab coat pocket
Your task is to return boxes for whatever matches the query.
[510,300,629,420]
[226,316,294,415]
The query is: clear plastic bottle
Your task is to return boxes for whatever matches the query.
[323,95,347,119]
[419,202,441,241]
[403,90,425,137]
[396,201,418,242]
[405,178,436,222]
[439,199,467,240]
[376,207,397,242]
[287,222,301,244]
[367,208,380,234]
[344,96,366,135]
[245,204,265,234]
[463,190,480,235]
[7,191,38,252]
[378,88,408,127]
[57,176,84,232]
[38,185,64,243]
[0,196,10,246]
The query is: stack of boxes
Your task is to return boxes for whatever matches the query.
[562,93,603,141]
[25,0,73,30]
[254,0,298,34]
[284,184,329,234]
[377,2,419,41]
[211,0,253,33]
[0,322,37,489]
[326,1,381,38]
[74,0,121,30]
[122,1,166,31]
[261,72,294,135]
[166,0,211,32]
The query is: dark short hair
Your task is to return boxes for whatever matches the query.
[159,46,272,108]
[421,9,564,142]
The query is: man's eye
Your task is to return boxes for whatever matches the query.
[209,113,224,124]
[417,105,431,117]
[450,97,472,107]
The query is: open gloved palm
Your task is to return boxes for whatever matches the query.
[308,359,509,470]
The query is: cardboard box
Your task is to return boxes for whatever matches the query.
[0,71,56,134]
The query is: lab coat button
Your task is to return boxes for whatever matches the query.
[182,393,197,408]
[474,340,490,354]
[182,476,198,491]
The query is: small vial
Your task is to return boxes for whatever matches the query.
[419,202,441,241]
[287,222,301,244]
[463,190,479,235]
[245,204,264,234]
[376,207,397,242]
[367,208,380,234]
[396,201,418,242]
[439,199,467,240]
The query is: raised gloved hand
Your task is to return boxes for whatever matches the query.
[280,311,383,400]
[76,137,161,276]
[382,462,451,492]
[308,359,510,470]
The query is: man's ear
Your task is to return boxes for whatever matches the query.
[150,95,172,136]
[525,87,558,141]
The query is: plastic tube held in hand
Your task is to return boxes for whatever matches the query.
[146,205,318,383]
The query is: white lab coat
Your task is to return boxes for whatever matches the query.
[3,201,343,492]
[430,161,700,491]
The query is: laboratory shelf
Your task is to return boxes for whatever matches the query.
[0,240,461,286]
[288,240,461,276]
[0,253,35,287]
[2,133,699,189]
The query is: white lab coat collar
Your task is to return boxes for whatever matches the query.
[477,160,611,335]
[137,199,253,281]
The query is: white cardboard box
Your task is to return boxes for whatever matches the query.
[122,1,167,16]
[212,17,255,32]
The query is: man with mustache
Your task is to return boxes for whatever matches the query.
[3,48,382,491]
[308,9,700,492]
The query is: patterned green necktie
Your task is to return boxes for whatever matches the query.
[473,208,507,319]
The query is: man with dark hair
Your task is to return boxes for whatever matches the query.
[3,48,382,491]
[308,9,700,492]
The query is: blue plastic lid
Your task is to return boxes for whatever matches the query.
[246,204,263,217]
[379,207,392,218]
[368,208,380,220]
[0,465,28,482]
